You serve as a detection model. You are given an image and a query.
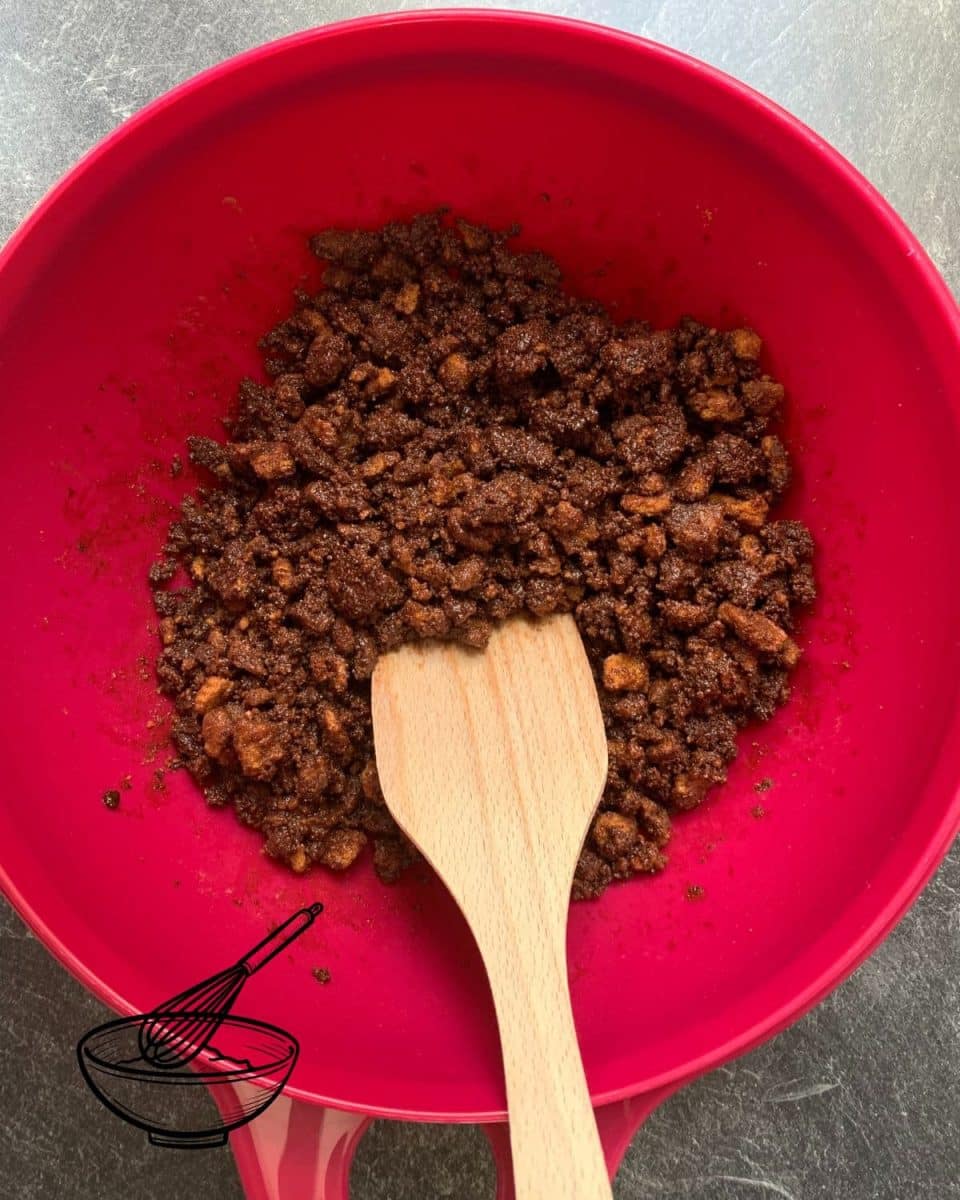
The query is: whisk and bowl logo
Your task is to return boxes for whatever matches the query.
[76,903,323,1149]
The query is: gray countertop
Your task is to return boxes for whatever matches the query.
[1,2,958,1198]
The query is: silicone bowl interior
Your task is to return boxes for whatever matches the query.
[0,11,958,1120]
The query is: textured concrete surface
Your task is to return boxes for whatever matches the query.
[1,2,958,1198]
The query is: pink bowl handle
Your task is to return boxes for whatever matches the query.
[216,1083,681,1198]
[217,1085,372,1200]
[483,1086,683,1199]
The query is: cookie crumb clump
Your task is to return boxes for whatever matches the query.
[151,215,814,899]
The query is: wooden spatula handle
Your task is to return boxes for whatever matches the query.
[371,617,613,1198]
[473,901,611,1200]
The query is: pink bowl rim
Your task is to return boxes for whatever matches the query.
[1,8,959,1122]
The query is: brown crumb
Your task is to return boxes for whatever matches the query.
[689,389,744,423]
[729,328,763,360]
[250,442,296,480]
[194,675,232,714]
[752,804,767,818]
[102,790,121,810]
[686,884,705,901]
[312,967,332,985]
[602,653,649,693]
[754,777,773,793]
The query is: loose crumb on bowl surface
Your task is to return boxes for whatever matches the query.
[150,214,814,899]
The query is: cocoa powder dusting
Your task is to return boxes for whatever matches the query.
[151,215,814,899]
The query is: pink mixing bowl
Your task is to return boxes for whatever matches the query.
[1,11,958,1198]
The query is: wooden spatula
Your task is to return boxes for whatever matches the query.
[371,613,612,1200]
